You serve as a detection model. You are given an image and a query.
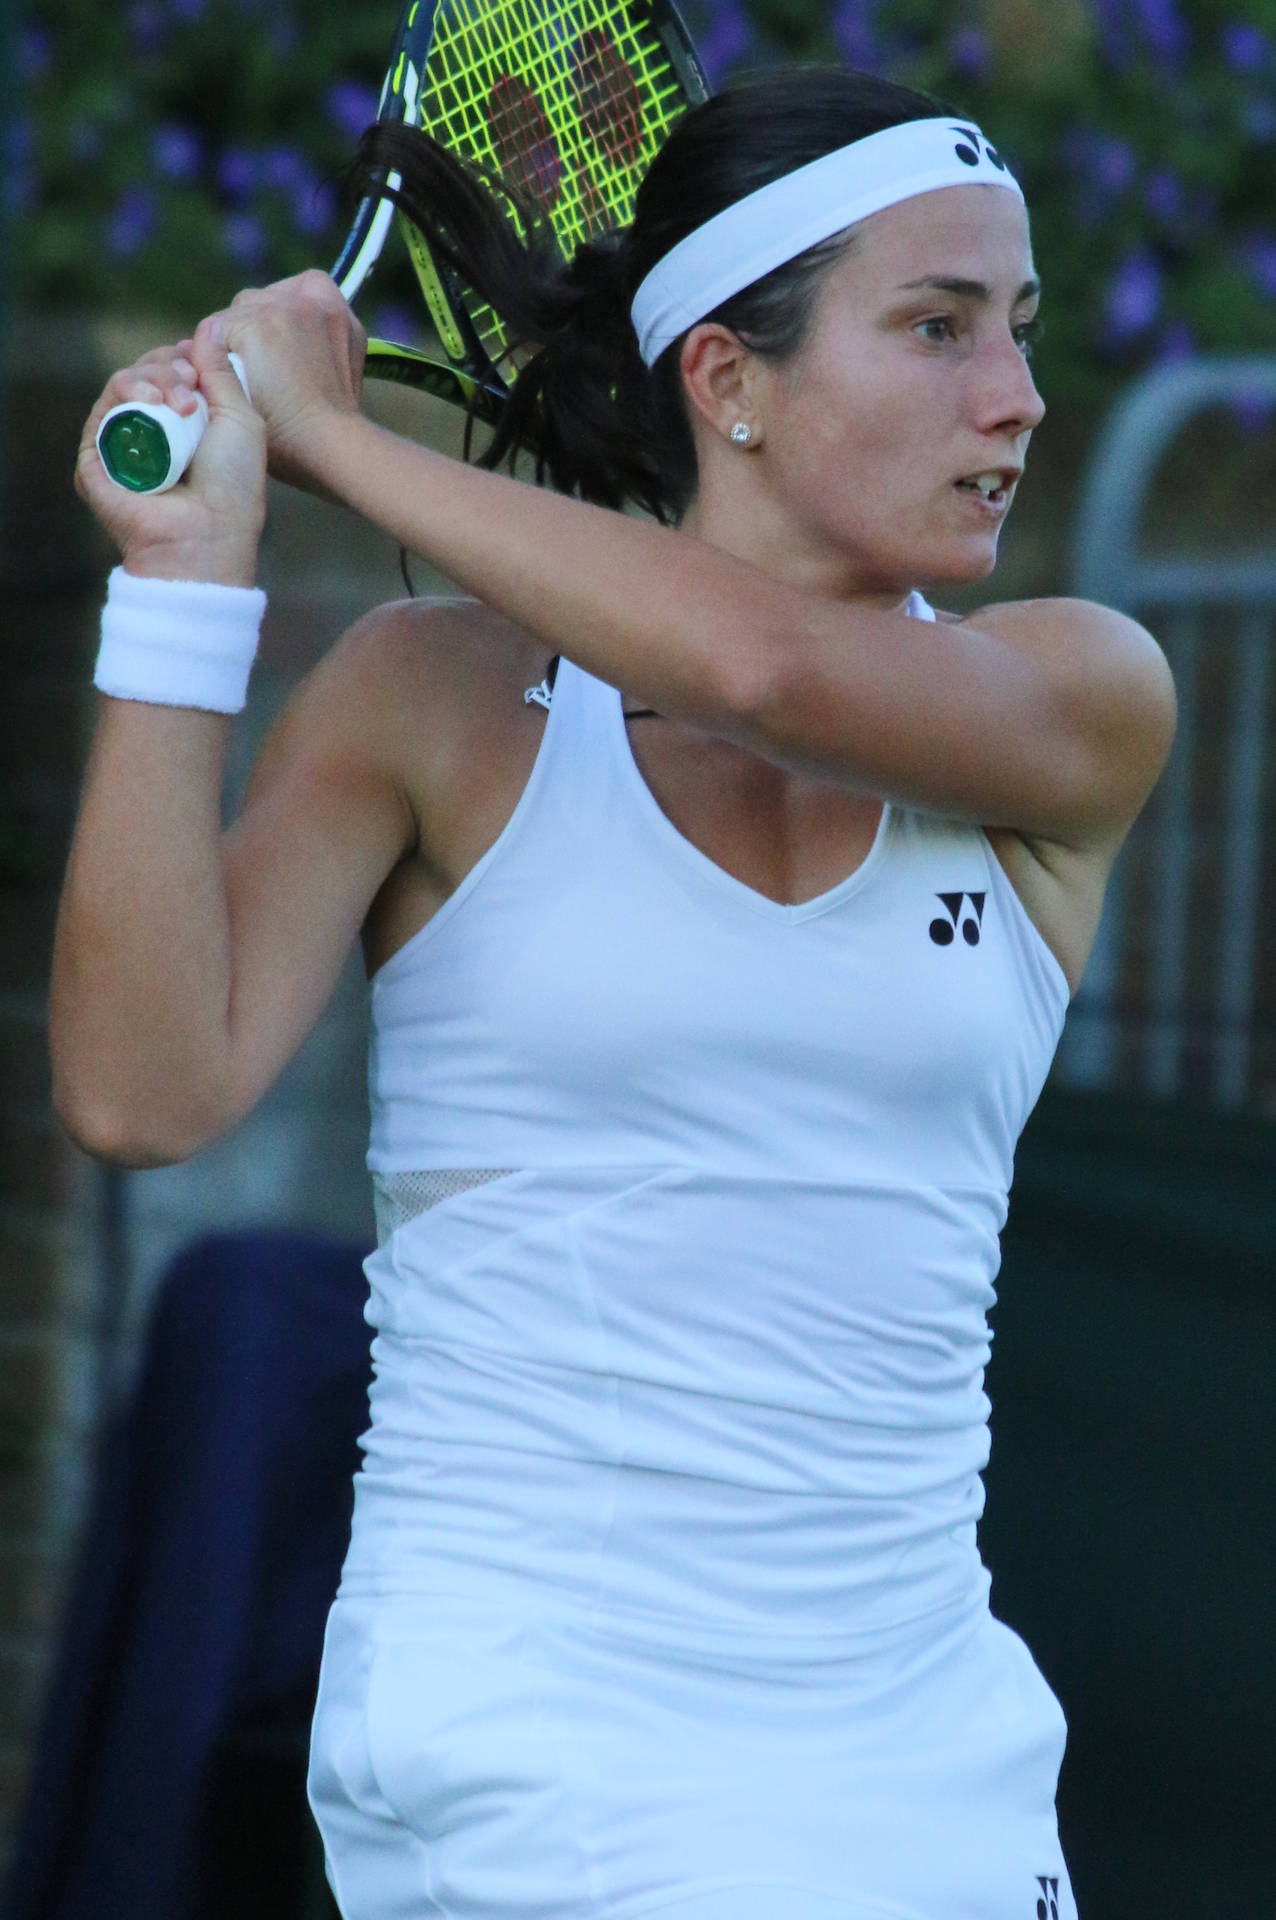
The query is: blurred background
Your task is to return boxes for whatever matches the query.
[1,0,1273,1915]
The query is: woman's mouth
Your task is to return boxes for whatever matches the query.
[953,469,1018,516]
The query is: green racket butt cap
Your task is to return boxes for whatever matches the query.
[96,386,215,493]
[98,409,178,492]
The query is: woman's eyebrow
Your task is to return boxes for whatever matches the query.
[895,274,1042,302]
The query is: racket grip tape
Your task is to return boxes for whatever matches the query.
[97,352,250,494]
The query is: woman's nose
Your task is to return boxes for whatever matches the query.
[976,334,1046,434]
[1018,357,1047,430]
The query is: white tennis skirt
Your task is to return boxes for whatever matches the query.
[307,1586,1078,1920]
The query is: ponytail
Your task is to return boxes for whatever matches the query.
[351,122,680,519]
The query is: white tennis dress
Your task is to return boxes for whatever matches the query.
[307,591,1079,1920]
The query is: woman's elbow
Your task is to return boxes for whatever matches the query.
[52,1075,222,1169]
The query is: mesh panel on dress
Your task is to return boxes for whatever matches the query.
[372,1168,518,1245]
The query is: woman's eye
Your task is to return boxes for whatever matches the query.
[913,314,1043,354]
[1014,317,1043,357]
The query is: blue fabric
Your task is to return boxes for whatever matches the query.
[2,1230,372,1920]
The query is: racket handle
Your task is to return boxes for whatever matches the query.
[97,352,250,494]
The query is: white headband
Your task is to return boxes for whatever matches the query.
[630,116,1024,367]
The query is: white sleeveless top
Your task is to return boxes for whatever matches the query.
[343,590,1070,1643]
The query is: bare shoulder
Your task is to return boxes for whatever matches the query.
[237,591,547,881]
[282,592,545,780]
[251,587,548,975]
[959,594,1177,838]
[961,595,1176,731]
[315,592,540,713]
[960,593,1171,678]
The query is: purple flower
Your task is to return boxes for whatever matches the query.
[6,113,34,168]
[1063,127,1136,195]
[292,179,337,236]
[832,0,882,72]
[1144,168,1184,223]
[1090,0,1131,63]
[152,123,203,182]
[4,171,33,215]
[1063,127,1137,229]
[369,303,428,349]
[125,0,166,52]
[699,0,755,83]
[325,80,380,143]
[18,24,52,80]
[262,144,309,193]
[1094,0,1188,66]
[4,115,34,212]
[216,145,259,201]
[258,146,335,234]
[1243,236,1276,299]
[1221,22,1267,72]
[1132,0,1188,64]
[1095,135,1137,193]
[224,210,267,264]
[106,185,158,258]
[948,25,991,78]
[1232,392,1276,435]
[1102,248,1162,346]
[1246,97,1276,140]
[1154,318,1194,363]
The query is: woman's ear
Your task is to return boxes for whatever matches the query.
[678,324,762,445]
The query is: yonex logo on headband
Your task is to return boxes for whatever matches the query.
[949,125,1009,171]
[630,116,1024,367]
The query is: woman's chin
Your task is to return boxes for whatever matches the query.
[834,528,1001,598]
[920,535,1002,586]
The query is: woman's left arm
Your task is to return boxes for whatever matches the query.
[210,279,1176,851]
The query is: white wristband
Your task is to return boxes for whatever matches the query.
[94,566,267,714]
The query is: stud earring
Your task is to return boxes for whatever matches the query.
[729,421,753,445]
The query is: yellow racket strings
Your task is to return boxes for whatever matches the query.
[416,0,689,360]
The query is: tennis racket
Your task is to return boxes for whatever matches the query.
[97,0,709,492]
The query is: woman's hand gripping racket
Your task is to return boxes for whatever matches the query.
[98,0,708,493]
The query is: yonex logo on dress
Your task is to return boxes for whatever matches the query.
[1035,1875,1060,1919]
[928,891,986,946]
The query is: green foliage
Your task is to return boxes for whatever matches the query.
[14,0,398,325]
[12,0,1276,413]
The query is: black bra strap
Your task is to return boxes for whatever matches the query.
[529,653,657,720]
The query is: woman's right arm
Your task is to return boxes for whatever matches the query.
[51,332,416,1167]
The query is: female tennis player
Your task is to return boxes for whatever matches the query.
[57,65,1173,1920]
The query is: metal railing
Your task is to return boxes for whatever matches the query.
[1055,357,1276,1109]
